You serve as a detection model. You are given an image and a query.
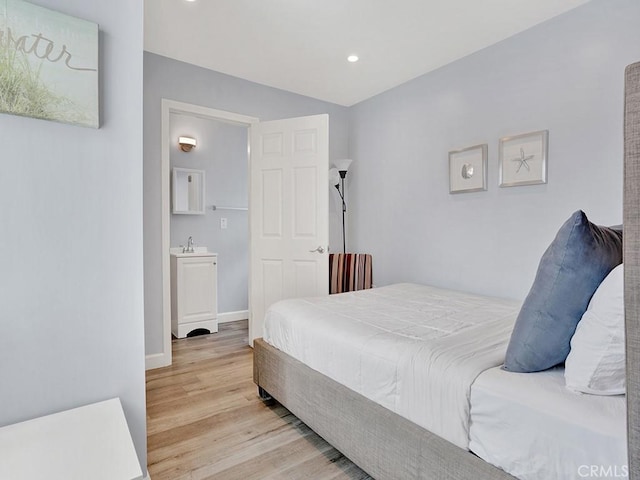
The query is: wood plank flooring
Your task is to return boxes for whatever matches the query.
[146,320,373,480]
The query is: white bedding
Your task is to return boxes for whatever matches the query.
[469,366,628,480]
[263,283,521,449]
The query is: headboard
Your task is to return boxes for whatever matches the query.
[624,61,640,480]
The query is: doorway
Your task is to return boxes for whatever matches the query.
[150,100,258,369]
[170,112,250,322]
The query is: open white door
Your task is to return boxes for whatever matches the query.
[249,114,329,343]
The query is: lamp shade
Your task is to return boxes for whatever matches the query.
[329,168,341,187]
[333,158,353,173]
[178,136,197,152]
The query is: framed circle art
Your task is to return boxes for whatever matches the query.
[448,144,488,194]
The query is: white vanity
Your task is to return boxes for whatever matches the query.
[170,248,218,338]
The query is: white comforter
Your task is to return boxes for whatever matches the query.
[263,283,521,449]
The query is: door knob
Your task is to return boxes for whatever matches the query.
[309,246,325,254]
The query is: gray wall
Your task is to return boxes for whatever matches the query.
[144,52,350,355]
[0,0,146,472]
[348,0,640,300]
[170,114,249,314]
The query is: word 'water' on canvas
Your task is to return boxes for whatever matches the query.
[0,27,96,71]
[0,0,99,128]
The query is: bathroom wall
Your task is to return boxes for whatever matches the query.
[170,113,249,315]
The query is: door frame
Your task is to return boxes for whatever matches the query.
[147,99,258,370]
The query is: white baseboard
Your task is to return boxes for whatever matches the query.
[143,470,151,480]
[145,351,170,371]
[145,312,247,371]
[218,310,249,324]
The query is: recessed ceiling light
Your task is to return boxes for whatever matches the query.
[347,55,359,63]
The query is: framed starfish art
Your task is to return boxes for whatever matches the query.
[499,130,548,187]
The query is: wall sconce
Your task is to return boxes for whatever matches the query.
[178,136,197,152]
[330,159,353,254]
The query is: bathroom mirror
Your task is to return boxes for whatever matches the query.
[172,168,205,215]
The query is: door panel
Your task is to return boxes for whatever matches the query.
[249,114,329,343]
[262,133,284,155]
[261,260,284,317]
[293,166,318,238]
[293,260,319,298]
[261,169,283,237]
[294,129,317,153]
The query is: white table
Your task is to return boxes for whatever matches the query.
[0,398,143,480]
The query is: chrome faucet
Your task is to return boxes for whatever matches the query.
[184,236,195,253]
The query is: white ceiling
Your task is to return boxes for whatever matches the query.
[144,0,590,107]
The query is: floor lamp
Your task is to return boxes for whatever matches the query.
[330,159,353,254]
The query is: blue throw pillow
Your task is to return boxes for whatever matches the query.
[503,210,623,373]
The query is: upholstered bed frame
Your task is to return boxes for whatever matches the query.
[624,61,640,480]
[253,62,640,480]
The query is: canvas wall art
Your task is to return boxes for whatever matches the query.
[0,0,99,128]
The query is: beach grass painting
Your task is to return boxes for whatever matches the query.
[0,0,99,128]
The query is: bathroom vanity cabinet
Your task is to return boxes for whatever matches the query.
[170,251,218,338]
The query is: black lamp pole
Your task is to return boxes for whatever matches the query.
[338,170,348,254]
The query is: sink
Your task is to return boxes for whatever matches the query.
[169,247,216,257]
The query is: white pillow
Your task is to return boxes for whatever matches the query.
[565,263,625,395]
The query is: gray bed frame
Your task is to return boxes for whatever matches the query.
[253,61,640,480]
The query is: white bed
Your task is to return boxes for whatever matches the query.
[469,365,627,480]
[263,282,628,480]
[264,283,521,449]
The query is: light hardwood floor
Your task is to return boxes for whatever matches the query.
[146,320,373,480]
